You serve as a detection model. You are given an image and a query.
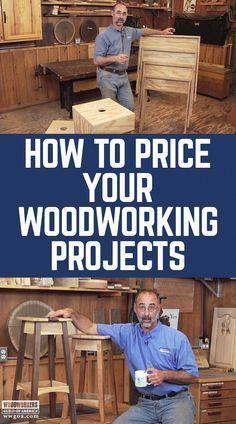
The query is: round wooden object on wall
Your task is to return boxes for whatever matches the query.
[8,301,53,359]
[79,19,98,42]
[54,19,75,44]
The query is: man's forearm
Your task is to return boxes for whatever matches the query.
[94,55,118,66]
[142,28,163,36]
[47,308,98,334]
[147,367,197,386]
[71,311,98,334]
[163,370,197,385]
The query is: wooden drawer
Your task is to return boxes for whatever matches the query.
[201,381,236,391]
[201,389,236,400]
[201,397,236,409]
[200,406,236,423]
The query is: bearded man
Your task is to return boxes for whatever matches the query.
[48,289,198,423]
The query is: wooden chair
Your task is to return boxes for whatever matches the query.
[137,62,194,133]
[137,34,200,101]
[62,334,118,423]
[12,316,77,424]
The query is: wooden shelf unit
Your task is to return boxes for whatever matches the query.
[0,284,137,294]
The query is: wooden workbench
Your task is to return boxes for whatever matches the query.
[39,56,138,117]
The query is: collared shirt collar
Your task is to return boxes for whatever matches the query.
[139,320,162,336]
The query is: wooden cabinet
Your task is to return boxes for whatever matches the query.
[0,0,42,43]
[190,371,236,423]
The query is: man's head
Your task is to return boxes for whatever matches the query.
[134,289,161,332]
[112,2,128,29]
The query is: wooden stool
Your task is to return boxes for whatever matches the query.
[62,334,118,423]
[12,317,77,424]
[72,98,135,133]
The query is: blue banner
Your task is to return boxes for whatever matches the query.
[0,134,235,277]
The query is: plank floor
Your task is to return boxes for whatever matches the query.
[0,86,235,134]
[9,403,129,424]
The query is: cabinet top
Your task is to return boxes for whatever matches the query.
[197,370,236,382]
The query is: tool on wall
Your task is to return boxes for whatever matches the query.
[54,19,75,44]
[79,19,98,42]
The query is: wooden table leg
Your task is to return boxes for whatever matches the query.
[62,322,77,424]
[107,343,118,417]
[30,322,41,424]
[97,342,105,423]
[63,81,73,118]
[60,82,66,109]
[48,334,56,418]
[12,321,27,400]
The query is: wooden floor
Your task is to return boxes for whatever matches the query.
[0,85,235,134]
[12,403,129,424]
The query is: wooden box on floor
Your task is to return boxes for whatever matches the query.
[197,63,231,99]
[45,120,74,134]
[73,98,135,133]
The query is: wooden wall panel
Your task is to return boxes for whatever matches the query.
[0,51,18,109]
[154,278,195,313]
[0,44,91,112]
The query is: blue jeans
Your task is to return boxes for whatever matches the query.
[97,69,134,111]
[113,391,195,424]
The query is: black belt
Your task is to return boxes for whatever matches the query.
[100,67,126,75]
[141,389,188,401]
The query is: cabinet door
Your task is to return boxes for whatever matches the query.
[1,0,42,42]
[210,307,236,369]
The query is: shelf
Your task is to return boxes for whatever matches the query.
[41,1,116,5]
[0,284,137,295]
[200,2,228,5]
[41,1,169,9]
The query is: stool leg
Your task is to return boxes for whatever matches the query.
[76,349,86,413]
[97,341,105,423]
[78,350,87,395]
[12,321,27,400]
[48,334,56,418]
[30,322,41,424]
[62,338,76,418]
[62,322,77,424]
[107,343,118,417]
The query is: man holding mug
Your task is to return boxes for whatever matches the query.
[48,289,198,423]
[94,1,175,111]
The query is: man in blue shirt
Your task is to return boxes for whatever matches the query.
[48,289,198,423]
[94,1,175,111]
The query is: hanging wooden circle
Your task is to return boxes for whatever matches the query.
[54,19,75,44]
[8,300,53,359]
[79,19,98,42]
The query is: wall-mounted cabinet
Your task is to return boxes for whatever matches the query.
[0,0,42,43]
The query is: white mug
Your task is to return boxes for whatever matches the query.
[135,370,152,387]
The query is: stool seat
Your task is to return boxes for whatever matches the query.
[62,333,118,423]
[71,334,111,339]
[17,380,70,395]
[12,316,77,424]
[73,98,135,133]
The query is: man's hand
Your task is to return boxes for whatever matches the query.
[115,54,129,64]
[47,308,74,318]
[162,27,175,35]
[146,368,166,386]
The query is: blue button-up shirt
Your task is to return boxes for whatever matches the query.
[97,321,199,395]
[94,25,143,71]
